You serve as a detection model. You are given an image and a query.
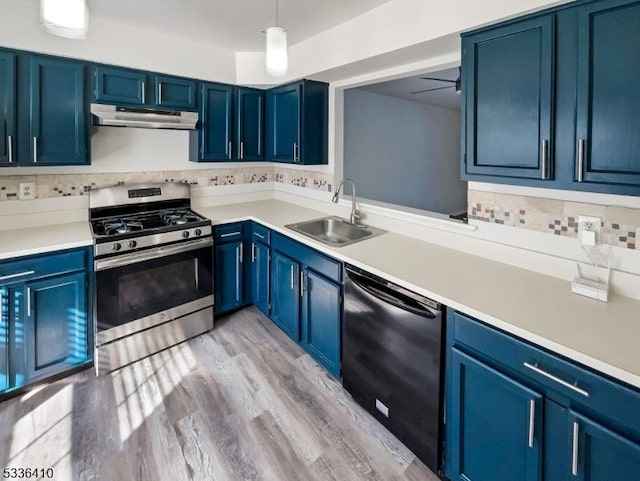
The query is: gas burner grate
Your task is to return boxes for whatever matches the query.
[162,210,201,226]
[102,220,144,236]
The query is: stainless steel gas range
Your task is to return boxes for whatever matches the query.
[89,183,213,374]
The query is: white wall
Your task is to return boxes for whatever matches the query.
[0,0,236,83]
[343,89,466,215]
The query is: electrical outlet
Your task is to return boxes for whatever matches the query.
[19,182,36,200]
[578,215,602,245]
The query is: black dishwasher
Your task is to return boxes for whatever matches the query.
[342,264,444,474]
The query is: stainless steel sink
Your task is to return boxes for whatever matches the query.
[286,216,385,247]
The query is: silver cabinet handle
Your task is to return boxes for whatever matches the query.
[528,399,535,448]
[26,287,32,317]
[239,243,243,263]
[240,141,244,160]
[158,83,163,104]
[194,258,199,289]
[300,271,305,297]
[540,139,548,180]
[33,137,38,163]
[235,245,240,302]
[7,135,13,163]
[571,421,579,476]
[292,142,297,162]
[220,231,241,238]
[228,141,232,159]
[523,362,589,397]
[0,289,5,326]
[577,138,585,182]
[290,265,294,290]
[0,270,35,282]
[251,243,256,263]
[142,81,146,104]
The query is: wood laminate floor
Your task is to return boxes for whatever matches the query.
[0,307,440,481]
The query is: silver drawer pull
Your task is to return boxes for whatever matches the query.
[254,232,265,240]
[571,421,579,476]
[0,270,35,282]
[523,362,589,397]
[220,231,240,238]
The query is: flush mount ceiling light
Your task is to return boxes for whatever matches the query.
[265,0,288,77]
[41,0,89,39]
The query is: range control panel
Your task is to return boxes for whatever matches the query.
[128,187,162,199]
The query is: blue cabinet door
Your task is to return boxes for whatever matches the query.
[195,83,234,161]
[266,83,300,162]
[300,269,341,377]
[251,241,270,316]
[24,272,88,382]
[569,410,640,481]
[236,87,264,161]
[29,56,88,165]
[270,251,300,341]
[154,75,197,110]
[575,0,640,187]
[447,348,543,481]
[462,15,555,181]
[214,241,243,315]
[0,52,16,166]
[93,66,147,106]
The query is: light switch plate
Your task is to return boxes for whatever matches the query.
[578,215,602,245]
[19,182,36,200]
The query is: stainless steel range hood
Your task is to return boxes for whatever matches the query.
[90,103,198,130]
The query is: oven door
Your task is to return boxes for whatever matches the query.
[94,237,213,345]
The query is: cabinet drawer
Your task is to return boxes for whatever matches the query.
[272,232,341,282]
[251,223,270,245]
[214,223,245,243]
[451,310,640,438]
[0,248,88,285]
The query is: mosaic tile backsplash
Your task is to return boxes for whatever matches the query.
[468,190,640,250]
[0,167,333,201]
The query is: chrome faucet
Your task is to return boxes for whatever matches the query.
[332,178,361,225]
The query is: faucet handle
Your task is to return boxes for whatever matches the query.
[351,210,362,225]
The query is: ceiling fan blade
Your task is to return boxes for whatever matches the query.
[419,77,456,83]
[410,86,454,95]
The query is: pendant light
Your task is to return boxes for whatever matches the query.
[265,0,288,77]
[41,0,89,39]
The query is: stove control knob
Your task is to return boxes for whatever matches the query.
[128,240,138,249]
[112,243,122,252]
[183,231,190,239]
[194,228,202,237]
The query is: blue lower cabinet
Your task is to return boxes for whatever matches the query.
[214,241,244,315]
[447,347,543,481]
[569,411,640,481]
[300,269,341,377]
[270,251,300,341]
[251,240,270,316]
[24,272,89,382]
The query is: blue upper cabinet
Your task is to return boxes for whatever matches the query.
[27,56,88,166]
[266,80,328,165]
[569,410,640,481]
[24,272,88,382]
[93,66,197,111]
[462,16,555,181]
[236,87,264,161]
[574,0,640,188]
[94,66,147,106]
[190,82,234,162]
[0,52,16,166]
[447,348,543,481]
[154,75,197,110]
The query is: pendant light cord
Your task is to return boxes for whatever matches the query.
[275,0,279,27]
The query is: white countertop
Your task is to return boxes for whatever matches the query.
[1,200,638,389]
[0,222,93,261]
[195,200,640,390]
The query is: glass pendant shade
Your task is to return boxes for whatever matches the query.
[41,0,89,39]
[266,27,288,77]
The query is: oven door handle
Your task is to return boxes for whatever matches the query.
[95,237,213,271]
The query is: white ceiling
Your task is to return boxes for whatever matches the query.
[46,0,393,51]
[360,67,461,110]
